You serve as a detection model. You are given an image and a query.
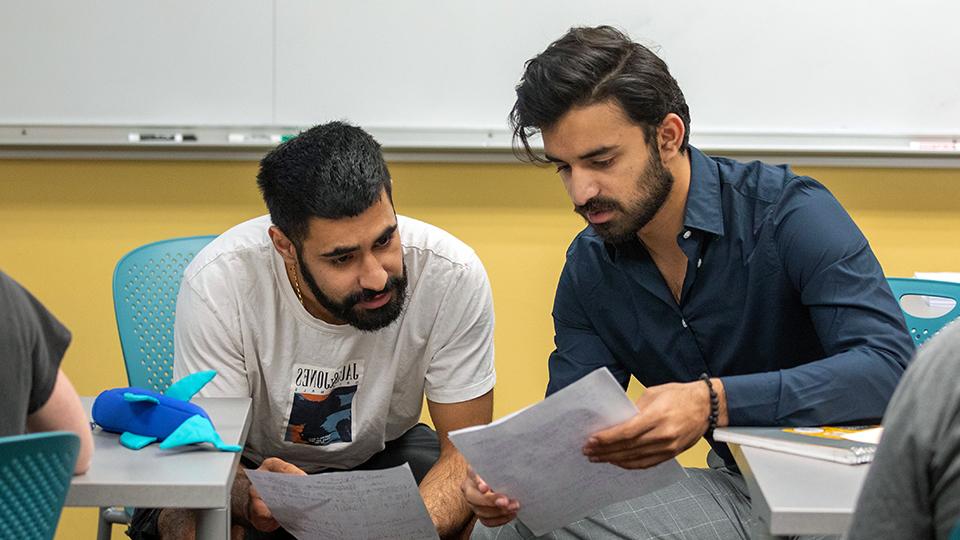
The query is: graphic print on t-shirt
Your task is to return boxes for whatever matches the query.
[284,362,361,446]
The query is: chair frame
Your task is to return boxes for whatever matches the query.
[105,235,215,537]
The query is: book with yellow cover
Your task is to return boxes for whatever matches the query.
[713,425,882,465]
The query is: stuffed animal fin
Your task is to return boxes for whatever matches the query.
[120,432,158,450]
[159,414,241,452]
[164,370,217,402]
[122,392,160,404]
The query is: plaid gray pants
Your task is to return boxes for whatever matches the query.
[471,454,838,540]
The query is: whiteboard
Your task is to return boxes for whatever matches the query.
[0,0,273,126]
[275,0,960,137]
[2,0,959,152]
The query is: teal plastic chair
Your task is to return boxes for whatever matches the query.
[112,235,217,393]
[0,431,80,540]
[106,236,216,537]
[887,277,960,347]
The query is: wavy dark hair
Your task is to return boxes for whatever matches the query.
[510,26,690,162]
[256,121,393,247]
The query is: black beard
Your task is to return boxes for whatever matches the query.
[297,257,408,332]
[575,152,674,245]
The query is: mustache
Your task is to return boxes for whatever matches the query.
[346,274,404,306]
[575,196,623,217]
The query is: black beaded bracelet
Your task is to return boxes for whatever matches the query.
[699,373,719,437]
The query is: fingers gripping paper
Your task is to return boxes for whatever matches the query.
[449,368,686,536]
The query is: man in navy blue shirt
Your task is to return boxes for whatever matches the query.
[465,26,913,539]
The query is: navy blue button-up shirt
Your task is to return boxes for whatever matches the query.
[547,147,914,464]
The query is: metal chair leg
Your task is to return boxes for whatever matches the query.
[97,507,113,540]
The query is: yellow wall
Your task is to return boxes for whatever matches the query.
[1,158,958,539]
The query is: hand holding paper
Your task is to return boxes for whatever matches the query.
[460,466,518,527]
[584,379,720,469]
[450,368,686,535]
[244,457,307,532]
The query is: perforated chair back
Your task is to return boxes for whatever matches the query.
[0,431,79,540]
[887,277,960,347]
[113,235,216,392]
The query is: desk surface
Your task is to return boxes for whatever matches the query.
[66,396,252,509]
[718,432,870,537]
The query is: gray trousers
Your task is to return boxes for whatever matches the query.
[471,453,837,540]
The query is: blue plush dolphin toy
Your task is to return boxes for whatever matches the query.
[92,370,241,452]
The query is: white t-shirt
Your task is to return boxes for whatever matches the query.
[173,214,496,471]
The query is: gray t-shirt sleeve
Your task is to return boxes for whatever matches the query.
[849,320,960,540]
[0,271,71,429]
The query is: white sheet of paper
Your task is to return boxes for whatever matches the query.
[449,368,686,536]
[246,463,438,540]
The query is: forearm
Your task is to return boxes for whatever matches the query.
[721,347,906,425]
[420,449,472,538]
[423,392,493,536]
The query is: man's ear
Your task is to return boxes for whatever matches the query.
[657,113,686,162]
[268,226,298,265]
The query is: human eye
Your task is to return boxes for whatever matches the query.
[374,233,393,248]
[593,157,614,169]
[329,254,353,266]
[554,163,570,174]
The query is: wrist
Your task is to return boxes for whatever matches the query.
[698,374,721,436]
[712,378,728,427]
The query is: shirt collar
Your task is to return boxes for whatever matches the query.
[604,146,725,262]
[683,146,725,238]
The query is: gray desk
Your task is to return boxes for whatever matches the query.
[715,431,870,538]
[67,397,252,539]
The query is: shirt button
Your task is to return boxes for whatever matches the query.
[681,318,688,328]
[682,230,692,239]
[697,258,703,268]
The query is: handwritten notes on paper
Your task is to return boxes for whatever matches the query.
[246,463,438,540]
[449,368,686,536]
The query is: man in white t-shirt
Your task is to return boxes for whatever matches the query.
[133,122,495,539]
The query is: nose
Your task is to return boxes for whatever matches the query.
[357,252,389,292]
[566,169,600,207]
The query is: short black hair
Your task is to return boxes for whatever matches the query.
[510,25,690,161]
[257,121,393,246]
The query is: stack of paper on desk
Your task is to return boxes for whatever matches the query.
[449,368,686,536]
[247,463,438,540]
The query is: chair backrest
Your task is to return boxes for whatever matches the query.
[113,235,217,392]
[887,277,960,347]
[0,431,79,540]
